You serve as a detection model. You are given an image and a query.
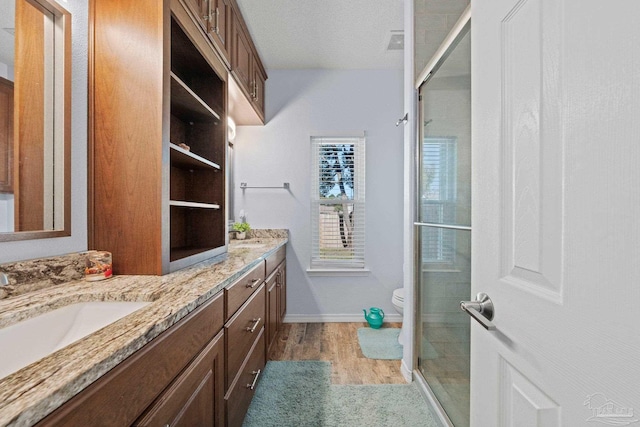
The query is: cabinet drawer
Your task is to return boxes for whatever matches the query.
[265,245,285,278]
[134,329,225,427]
[225,283,265,389]
[225,330,266,427]
[37,291,225,427]
[225,261,265,319]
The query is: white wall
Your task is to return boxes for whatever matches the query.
[234,68,405,320]
[0,0,88,263]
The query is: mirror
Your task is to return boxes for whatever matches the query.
[0,0,70,242]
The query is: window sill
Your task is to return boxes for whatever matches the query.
[306,268,371,277]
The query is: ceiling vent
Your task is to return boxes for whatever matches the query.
[386,31,404,51]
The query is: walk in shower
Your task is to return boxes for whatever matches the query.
[414,20,471,427]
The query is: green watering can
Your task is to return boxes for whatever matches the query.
[363,307,384,329]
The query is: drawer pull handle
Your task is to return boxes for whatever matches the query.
[246,317,261,333]
[246,278,260,289]
[247,369,261,390]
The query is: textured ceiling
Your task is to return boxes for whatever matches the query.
[235,0,404,70]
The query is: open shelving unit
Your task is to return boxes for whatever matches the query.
[169,17,226,268]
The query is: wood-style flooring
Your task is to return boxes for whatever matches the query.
[268,322,406,385]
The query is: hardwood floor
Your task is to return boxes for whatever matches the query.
[268,322,406,385]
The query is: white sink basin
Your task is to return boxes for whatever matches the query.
[0,301,149,380]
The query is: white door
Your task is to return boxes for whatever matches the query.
[471,0,640,425]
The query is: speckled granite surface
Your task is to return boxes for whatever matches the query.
[0,233,288,427]
[0,253,88,299]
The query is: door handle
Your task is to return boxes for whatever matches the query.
[460,292,496,330]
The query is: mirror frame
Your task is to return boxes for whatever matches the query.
[0,0,71,242]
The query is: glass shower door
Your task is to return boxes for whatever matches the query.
[415,28,471,427]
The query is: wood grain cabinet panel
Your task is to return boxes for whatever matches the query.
[225,283,265,390]
[224,261,265,319]
[277,261,287,324]
[266,269,278,351]
[90,0,227,275]
[36,292,224,427]
[225,330,266,427]
[231,14,252,96]
[134,330,225,427]
[183,0,208,30]
[208,0,230,65]
[0,77,13,194]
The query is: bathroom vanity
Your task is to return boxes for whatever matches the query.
[0,235,287,427]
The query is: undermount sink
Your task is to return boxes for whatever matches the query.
[0,301,149,380]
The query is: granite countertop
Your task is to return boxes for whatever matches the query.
[0,235,288,427]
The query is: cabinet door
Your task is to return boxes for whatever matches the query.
[0,77,13,193]
[208,0,230,63]
[231,14,252,96]
[277,262,286,323]
[135,330,225,427]
[251,62,265,119]
[225,330,266,427]
[266,271,278,351]
[183,0,209,32]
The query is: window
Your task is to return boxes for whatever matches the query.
[311,136,365,269]
[421,137,457,263]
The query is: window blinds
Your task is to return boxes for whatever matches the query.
[311,136,366,269]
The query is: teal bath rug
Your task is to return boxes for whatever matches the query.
[357,327,403,360]
[243,361,438,427]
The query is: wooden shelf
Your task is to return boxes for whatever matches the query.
[170,143,221,170]
[170,72,221,123]
[170,246,218,262]
[170,200,220,209]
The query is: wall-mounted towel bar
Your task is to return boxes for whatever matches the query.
[240,182,290,190]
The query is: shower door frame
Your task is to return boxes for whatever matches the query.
[412,7,471,427]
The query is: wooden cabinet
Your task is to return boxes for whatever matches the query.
[183,0,230,66]
[225,330,265,427]
[90,0,228,274]
[135,330,225,427]
[230,7,267,122]
[0,77,12,194]
[251,65,266,117]
[36,291,225,427]
[231,14,252,96]
[265,246,287,351]
[266,269,278,351]
[208,0,230,64]
[277,261,287,324]
[224,283,265,390]
[224,261,265,319]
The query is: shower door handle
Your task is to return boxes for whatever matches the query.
[460,293,496,331]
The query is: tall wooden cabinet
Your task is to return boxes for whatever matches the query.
[90,0,228,274]
[0,77,13,194]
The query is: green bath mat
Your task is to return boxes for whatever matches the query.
[243,361,438,427]
[357,327,403,360]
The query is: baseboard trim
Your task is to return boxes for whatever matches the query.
[283,313,403,323]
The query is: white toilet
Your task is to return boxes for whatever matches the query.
[391,287,405,345]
